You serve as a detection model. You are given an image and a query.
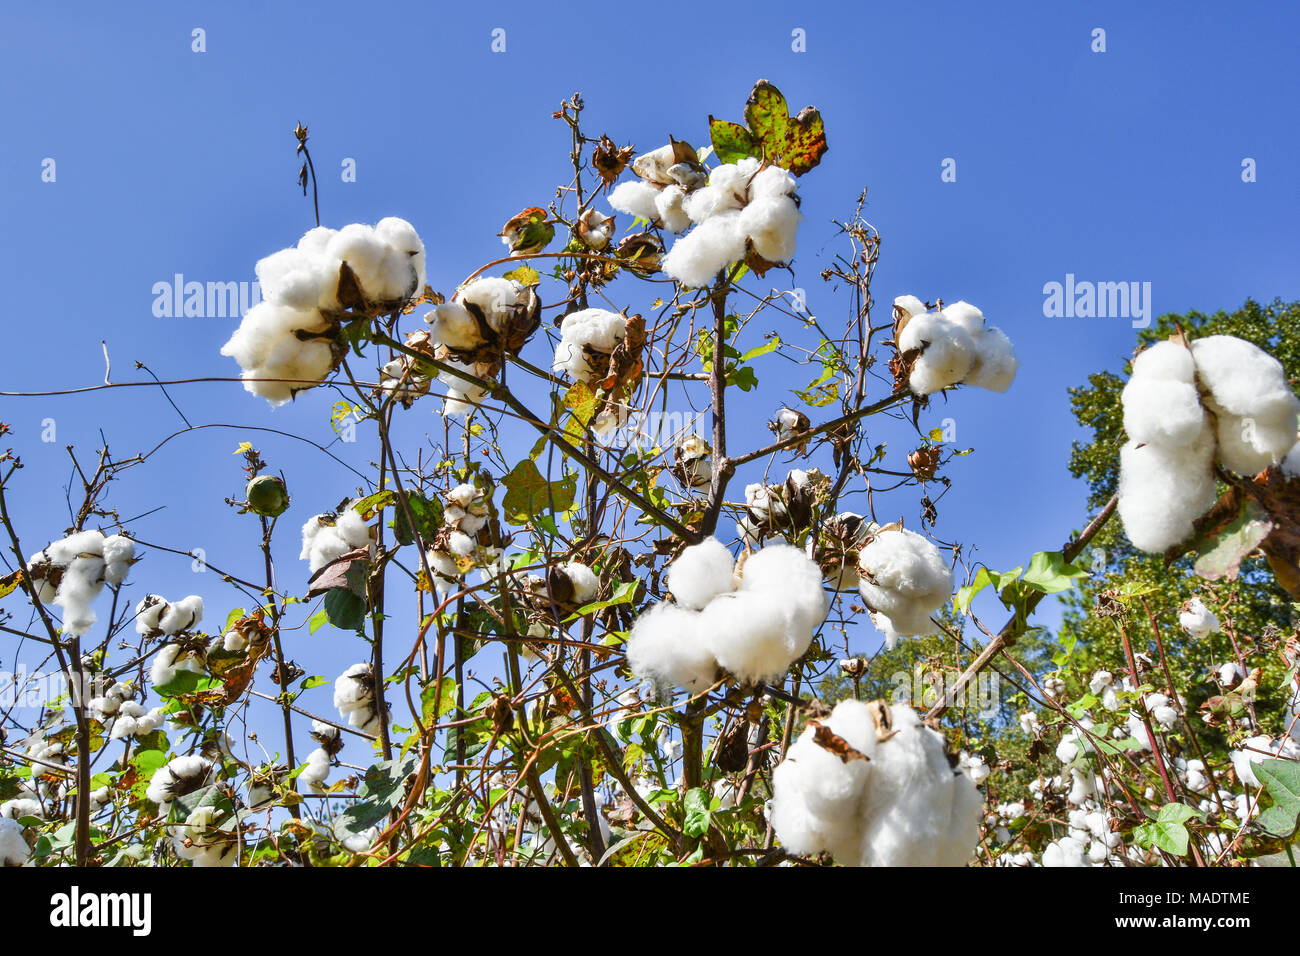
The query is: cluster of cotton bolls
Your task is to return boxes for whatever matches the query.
[300,500,372,573]
[736,469,822,546]
[334,663,382,736]
[221,218,426,405]
[893,296,1019,396]
[1232,734,1300,788]
[145,754,213,807]
[770,699,983,866]
[1041,807,1125,867]
[425,277,540,416]
[425,483,500,598]
[855,527,954,648]
[1117,336,1300,553]
[95,686,166,741]
[608,142,804,287]
[26,530,135,637]
[626,538,828,690]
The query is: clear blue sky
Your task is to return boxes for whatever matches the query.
[2,1,1298,756]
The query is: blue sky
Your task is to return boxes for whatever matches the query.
[2,1,1298,758]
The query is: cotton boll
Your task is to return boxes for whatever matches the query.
[608,180,661,222]
[898,312,976,395]
[564,561,599,604]
[0,818,29,866]
[661,211,747,288]
[1116,431,1217,553]
[149,642,205,687]
[1179,598,1220,639]
[965,326,1019,393]
[1042,834,1090,867]
[857,529,953,644]
[1134,340,1197,382]
[427,301,486,350]
[255,245,335,311]
[299,747,332,792]
[1214,410,1298,476]
[553,308,627,383]
[941,301,986,335]
[333,663,374,714]
[146,755,212,805]
[737,544,828,638]
[325,224,391,299]
[739,193,801,263]
[748,164,797,200]
[458,277,526,334]
[374,216,427,297]
[1,797,43,820]
[160,595,203,635]
[666,538,736,610]
[654,185,692,234]
[626,602,718,691]
[135,594,167,635]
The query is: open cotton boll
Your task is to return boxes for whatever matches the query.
[772,701,981,867]
[898,312,975,395]
[965,326,1019,393]
[665,538,736,610]
[553,308,627,382]
[427,301,485,350]
[893,294,927,320]
[564,561,600,604]
[0,817,29,866]
[1042,834,1090,867]
[1179,598,1220,639]
[749,164,797,200]
[662,210,747,288]
[738,544,828,637]
[149,643,205,687]
[739,193,801,264]
[101,534,135,586]
[299,748,332,792]
[1,797,43,820]
[374,216,427,294]
[1116,432,1217,553]
[146,755,212,805]
[857,529,953,645]
[1214,409,1298,476]
[701,589,811,685]
[1122,376,1207,447]
[608,180,661,223]
[159,595,203,635]
[458,277,526,332]
[626,602,719,691]
[1231,735,1299,787]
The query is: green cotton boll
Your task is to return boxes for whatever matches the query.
[245,475,291,517]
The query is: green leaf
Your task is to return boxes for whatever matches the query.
[300,675,328,691]
[308,609,329,634]
[707,118,758,164]
[1255,758,1300,838]
[682,787,712,838]
[334,756,416,839]
[502,264,541,287]
[152,670,222,698]
[563,381,598,426]
[1134,803,1199,856]
[324,588,366,632]
[392,492,445,547]
[564,580,639,622]
[1022,551,1089,594]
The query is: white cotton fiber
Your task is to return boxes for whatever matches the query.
[665,538,736,610]
[737,543,828,638]
[771,700,982,867]
[564,561,599,604]
[0,817,30,866]
[1179,598,1220,639]
[427,301,485,351]
[654,185,692,234]
[702,589,809,685]
[857,529,953,647]
[661,210,747,288]
[1117,431,1218,553]
[898,312,975,396]
[965,325,1019,392]
[101,534,135,586]
[1122,377,1207,447]
[553,308,627,383]
[738,193,801,264]
[609,180,661,222]
[299,747,332,792]
[893,294,927,320]
[300,503,371,572]
[626,602,719,691]
[1191,335,1300,473]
